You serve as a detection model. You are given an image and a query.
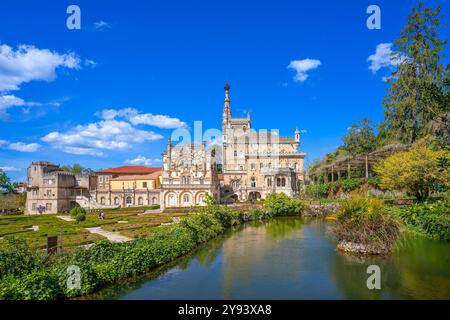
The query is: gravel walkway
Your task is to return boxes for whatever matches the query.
[85,227,132,243]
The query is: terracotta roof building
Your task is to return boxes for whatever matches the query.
[93,165,162,207]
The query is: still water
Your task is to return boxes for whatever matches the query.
[90,217,450,299]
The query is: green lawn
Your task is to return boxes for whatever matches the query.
[0,208,189,250]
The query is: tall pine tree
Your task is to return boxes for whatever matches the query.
[382,2,447,144]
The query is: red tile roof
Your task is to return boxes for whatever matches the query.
[96,166,162,174]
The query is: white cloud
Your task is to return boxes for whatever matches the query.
[0,139,8,146]
[98,108,187,129]
[94,21,112,31]
[0,166,20,172]
[0,44,80,91]
[287,59,321,82]
[84,59,97,67]
[0,94,48,120]
[42,119,163,157]
[63,147,104,157]
[8,142,41,152]
[125,155,162,166]
[367,43,405,73]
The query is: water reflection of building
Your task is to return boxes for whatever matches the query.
[221,220,304,299]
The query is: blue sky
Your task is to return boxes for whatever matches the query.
[0,0,449,181]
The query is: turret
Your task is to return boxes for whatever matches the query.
[294,128,300,143]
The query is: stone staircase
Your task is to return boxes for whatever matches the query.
[75,196,118,210]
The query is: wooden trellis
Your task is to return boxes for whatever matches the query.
[308,143,411,183]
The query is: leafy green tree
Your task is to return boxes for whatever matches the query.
[0,169,15,193]
[342,118,377,156]
[382,3,447,143]
[60,164,93,174]
[374,139,450,202]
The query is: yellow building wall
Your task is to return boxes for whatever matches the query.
[110,179,158,190]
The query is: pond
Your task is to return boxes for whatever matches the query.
[89,217,450,300]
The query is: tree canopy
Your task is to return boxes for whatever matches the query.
[381,2,447,144]
[342,117,377,156]
[60,164,94,174]
[0,169,16,193]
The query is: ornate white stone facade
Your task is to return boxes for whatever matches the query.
[160,140,220,209]
[220,84,306,202]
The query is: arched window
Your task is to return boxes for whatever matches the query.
[198,194,205,204]
[268,162,272,168]
[168,194,176,206]
[250,177,256,188]
[267,177,272,187]
[126,196,133,204]
[152,197,157,205]
[183,194,190,204]
[251,163,256,170]
[234,150,237,157]
[281,178,286,187]
[138,197,143,205]
[100,197,105,205]
[114,197,119,205]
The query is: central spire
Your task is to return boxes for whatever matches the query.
[222,83,231,130]
[224,83,230,102]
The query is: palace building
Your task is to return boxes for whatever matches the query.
[160,140,220,209]
[24,84,305,214]
[220,84,306,202]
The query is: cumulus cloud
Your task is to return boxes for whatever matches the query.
[8,142,41,152]
[287,59,321,82]
[42,119,163,157]
[367,43,405,73]
[0,44,80,91]
[97,108,187,129]
[94,21,112,31]
[125,155,162,166]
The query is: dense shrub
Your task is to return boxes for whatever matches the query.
[388,201,450,240]
[368,177,381,189]
[69,207,86,217]
[305,183,330,198]
[264,193,306,215]
[340,178,362,192]
[75,212,86,222]
[0,237,48,279]
[329,196,400,252]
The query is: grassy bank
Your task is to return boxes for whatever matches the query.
[0,197,306,300]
